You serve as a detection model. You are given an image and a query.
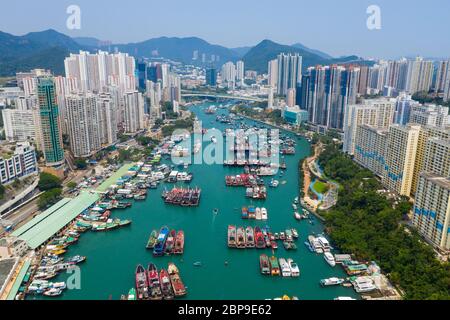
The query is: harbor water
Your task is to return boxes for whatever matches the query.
[31,102,358,300]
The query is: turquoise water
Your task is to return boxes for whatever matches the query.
[31,102,358,300]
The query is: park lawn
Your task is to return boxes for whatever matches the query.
[313,180,329,194]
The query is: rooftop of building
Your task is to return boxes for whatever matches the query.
[12,191,100,249]
[420,172,450,189]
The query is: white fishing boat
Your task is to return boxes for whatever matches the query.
[334,296,356,300]
[255,207,262,220]
[294,212,301,220]
[279,258,291,277]
[287,258,300,277]
[261,208,268,220]
[324,252,336,267]
[320,277,344,286]
[292,204,298,210]
[43,288,63,297]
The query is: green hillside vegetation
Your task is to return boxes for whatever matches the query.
[317,143,450,300]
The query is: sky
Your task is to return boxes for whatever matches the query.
[1,0,449,59]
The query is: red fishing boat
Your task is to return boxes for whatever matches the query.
[173,230,185,254]
[159,269,174,300]
[254,227,266,249]
[135,264,149,300]
[147,263,162,300]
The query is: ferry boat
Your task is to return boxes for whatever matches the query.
[159,269,175,300]
[146,230,158,249]
[324,252,336,267]
[241,207,249,219]
[279,258,291,277]
[261,208,268,220]
[153,226,170,256]
[254,227,266,248]
[228,225,236,248]
[320,277,344,286]
[168,263,187,297]
[287,259,300,277]
[269,256,280,276]
[173,231,185,254]
[255,207,262,220]
[245,226,255,248]
[236,227,246,248]
[135,265,149,300]
[147,263,163,300]
[164,230,176,254]
[260,254,270,275]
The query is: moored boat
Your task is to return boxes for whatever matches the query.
[146,230,158,249]
[320,277,344,286]
[173,230,185,254]
[279,258,291,277]
[269,256,280,276]
[236,227,246,248]
[135,264,149,300]
[254,227,266,249]
[324,252,336,267]
[168,263,187,297]
[153,226,169,256]
[255,207,262,220]
[245,226,255,248]
[228,225,236,248]
[164,230,176,254]
[127,288,137,300]
[147,263,163,300]
[261,208,268,220]
[260,254,270,275]
[287,259,300,277]
[159,269,175,300]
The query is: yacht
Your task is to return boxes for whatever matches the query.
[353,277,377,293]
[324,252,336,267]
[320,277,344,286]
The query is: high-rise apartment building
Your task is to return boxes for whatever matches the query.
[382,124,421,197]
[276,53,302,96]
[123,91,145,134]
[37,77,65,167]
[354,124,389,177]
[342,98,395,155]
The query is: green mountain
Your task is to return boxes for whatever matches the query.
[243,39,368,73]
[291,42,333,59]
[0,29,83,76]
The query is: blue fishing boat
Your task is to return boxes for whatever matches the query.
[153,226,170,256]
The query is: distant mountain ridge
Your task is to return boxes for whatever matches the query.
[0,29,370,77]
[243,39,368,73]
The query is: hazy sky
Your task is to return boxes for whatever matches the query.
[1,0,449,59]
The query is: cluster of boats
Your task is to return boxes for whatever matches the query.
[33,255,86,282]
[149,226,185,256]
[167,171,193,183]
[241,206,268,220]
[28,280,67,297]
[245,186,267,200]
[259,255,300,277]
[161,187,201,206]
[134,263,186,300]
[227,225,299,250]
[225,174,264,187]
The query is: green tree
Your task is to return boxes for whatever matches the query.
[38,188,62,209]
[67,182,77,189]
[38,172,62,191]
[74,158,88,170]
